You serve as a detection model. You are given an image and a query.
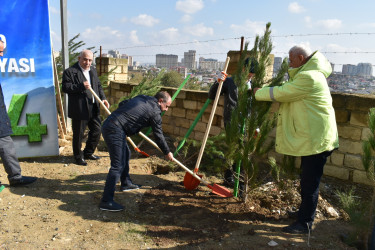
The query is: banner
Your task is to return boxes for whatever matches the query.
[0,0,59,157]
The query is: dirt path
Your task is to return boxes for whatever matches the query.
[0,137,359,249]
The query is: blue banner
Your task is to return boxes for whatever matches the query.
[0,0,59,157]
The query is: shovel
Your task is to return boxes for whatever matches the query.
[138,132,232,197]
[88,88,150,157]
[183,57,230,190]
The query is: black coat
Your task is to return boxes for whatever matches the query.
[62,62,106,120]
[208,77,238,127]
[0,83,13,138]
[110,95,170,155]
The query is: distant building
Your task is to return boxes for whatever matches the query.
[342,63,373,77]
[108,50,120,58]
[121,54,133,67]
[273,57,283,74]
[102,53,113,58]
[155,54,178,69]
[199,57,224,71]
[183,50,196,70]
[342,64,357,75]
[357,63,373,76]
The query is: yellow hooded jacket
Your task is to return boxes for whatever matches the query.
[255,51,339,156]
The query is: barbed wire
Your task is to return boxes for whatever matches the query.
[111,32,375,50]
[98,32,375,67]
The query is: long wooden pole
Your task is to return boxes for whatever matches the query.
[192,57,230,173]
[53,53,67,135]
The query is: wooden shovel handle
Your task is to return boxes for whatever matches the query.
[193,57,230,172]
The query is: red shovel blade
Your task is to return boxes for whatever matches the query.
[184,172,203,190]
[135,148,150,157]
[209,184,233,198]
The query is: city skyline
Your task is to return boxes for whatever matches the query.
[49,0,375,74]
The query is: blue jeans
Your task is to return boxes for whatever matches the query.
[297,150,333,224]
[101,116,132,202]
[0,136,22,181]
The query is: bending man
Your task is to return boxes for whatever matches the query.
[100,91,174,212]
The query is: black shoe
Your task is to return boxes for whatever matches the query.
[287,210,298,219]
[75,158,87,166]
[224,169,234,186]
[282,221,312,234]
[84,154,101,160]
[9,176,37,186]
[99,201,124,212]
[120,183,141,192]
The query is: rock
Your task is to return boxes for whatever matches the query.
[268,240,278,246]
[325,206,339,218]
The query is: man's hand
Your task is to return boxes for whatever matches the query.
[217,71,228,83]
[103,100,110,109]
[165,152,174,161]
[83,81,90,89]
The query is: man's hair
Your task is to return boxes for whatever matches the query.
[79,49,93,58]
[289,45,312,58]
[154,91,171,103]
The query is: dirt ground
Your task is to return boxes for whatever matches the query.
[0,134,368,249]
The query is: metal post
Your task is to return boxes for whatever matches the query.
[240,36,244,56]
[99,46,102,76]
[60,0,71,131]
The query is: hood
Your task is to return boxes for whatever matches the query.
[288,51,332,78]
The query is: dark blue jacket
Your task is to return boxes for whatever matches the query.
[110,95,170,155]
[0,83,13,138]
[208,77,238,127]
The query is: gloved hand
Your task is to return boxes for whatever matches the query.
[217,71,228,83]
[246,80,252,91]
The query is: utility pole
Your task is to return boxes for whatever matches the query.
[60,0,71,130]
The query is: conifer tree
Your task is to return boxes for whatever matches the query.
[225,23,289,200]
[361,107,375,247]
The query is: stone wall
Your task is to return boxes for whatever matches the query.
[96,57,128,82]
[106,81,375,186]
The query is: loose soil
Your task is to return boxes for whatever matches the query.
[0,133,370,249]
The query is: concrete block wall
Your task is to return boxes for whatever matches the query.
[108,82,375,186]
[95,57,128,83]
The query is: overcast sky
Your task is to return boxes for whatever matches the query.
[49,0,375,73]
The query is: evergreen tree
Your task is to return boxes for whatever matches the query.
[361,107,375,247]
[225,23,289,200]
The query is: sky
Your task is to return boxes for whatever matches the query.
[48,0,375,73]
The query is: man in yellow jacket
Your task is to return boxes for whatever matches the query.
[254,45,339,234]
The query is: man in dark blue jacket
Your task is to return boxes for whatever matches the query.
[208,58,257,194]
[100,91,173,211]
[0,40,37,188]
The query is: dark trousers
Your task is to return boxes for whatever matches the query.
[71,105,101,160]
[297,150,333,224]
[0,136,22,182]
[101,116,132,202]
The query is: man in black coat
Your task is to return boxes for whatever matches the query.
[0,40,37,187]
[208,58,257,194]
[99,91,174,212]
[62,50,109,166]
